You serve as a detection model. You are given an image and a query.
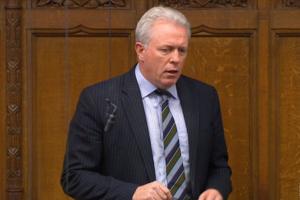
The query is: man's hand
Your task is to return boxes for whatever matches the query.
[198,189,223,200]
[132,181,172,200]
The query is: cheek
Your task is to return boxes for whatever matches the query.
[155,66,163,76]
[179,63,185,70]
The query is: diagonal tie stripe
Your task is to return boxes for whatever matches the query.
[165,140,180,164]
[170,171,185,194]
[155,90,190,200]
[162,101,169,121]
[168,164,184,186]
[166,148,181,174]
[163,122,177,147]
[163,115,175,136]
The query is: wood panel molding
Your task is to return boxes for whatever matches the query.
[28,24,134,80]
[191,24,255,36]
[32,0,129,8]
[154,0,249,8]
[5,0,23,200]
[30,24,133,37]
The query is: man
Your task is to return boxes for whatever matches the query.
[61,6,232,200]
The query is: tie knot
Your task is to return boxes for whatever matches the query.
[154,89,172,97]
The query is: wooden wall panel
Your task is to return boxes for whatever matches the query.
[24,31,133,199]
[271,7,300,200]
[273,35,300,200]
[184,33,255,200]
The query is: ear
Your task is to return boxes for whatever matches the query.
[135,42,146,62]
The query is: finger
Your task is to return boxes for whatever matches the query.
[206,195,214,200]
[153,187,168,200]
[145,182,163,200]
[205,193,217,200]
[158,184,172,199]
[153,188,169,200]
[198,194,205,200]
[198,192,207,200]
[216,196,223,200]
[152,184,171,200]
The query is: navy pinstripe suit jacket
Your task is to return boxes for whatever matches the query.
[61,67,232,200]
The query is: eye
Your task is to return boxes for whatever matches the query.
[178,47,187,55]
[159,47,172,54]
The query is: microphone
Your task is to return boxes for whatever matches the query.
[104,98,117,132]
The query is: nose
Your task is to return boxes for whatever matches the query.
[170,49,180,63]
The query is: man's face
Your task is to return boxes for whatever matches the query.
[136,20,189,89]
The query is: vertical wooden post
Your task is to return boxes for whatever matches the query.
[257,0,270,199]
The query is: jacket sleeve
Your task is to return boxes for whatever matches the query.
[206,88,232,199]
[61,88,138,200]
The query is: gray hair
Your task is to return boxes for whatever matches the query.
[135,6,191,45]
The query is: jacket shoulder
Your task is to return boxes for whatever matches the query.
[81,72,129,96]
[179,75,217,94]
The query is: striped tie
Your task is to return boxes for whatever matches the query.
[156,90,190,200]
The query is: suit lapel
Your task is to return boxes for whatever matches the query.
[121,69,156,181]
[176,77,200,195]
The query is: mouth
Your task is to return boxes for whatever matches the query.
[165,69,179,75]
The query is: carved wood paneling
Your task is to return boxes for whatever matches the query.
[183,26,256,200]
[0,3,5,199]
[154,0,248,8]
[5,0,23,199]
[282,0,300,8]
[272,33,300,200]
[32,0,129,8]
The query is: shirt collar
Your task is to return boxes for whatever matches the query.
[135,64,178,99]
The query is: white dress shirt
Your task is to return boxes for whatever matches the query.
[135,65,190,186]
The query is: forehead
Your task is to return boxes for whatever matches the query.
[148,20,189,45]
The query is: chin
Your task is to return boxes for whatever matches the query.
[157,77,179,89]
[161,81,176,89]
